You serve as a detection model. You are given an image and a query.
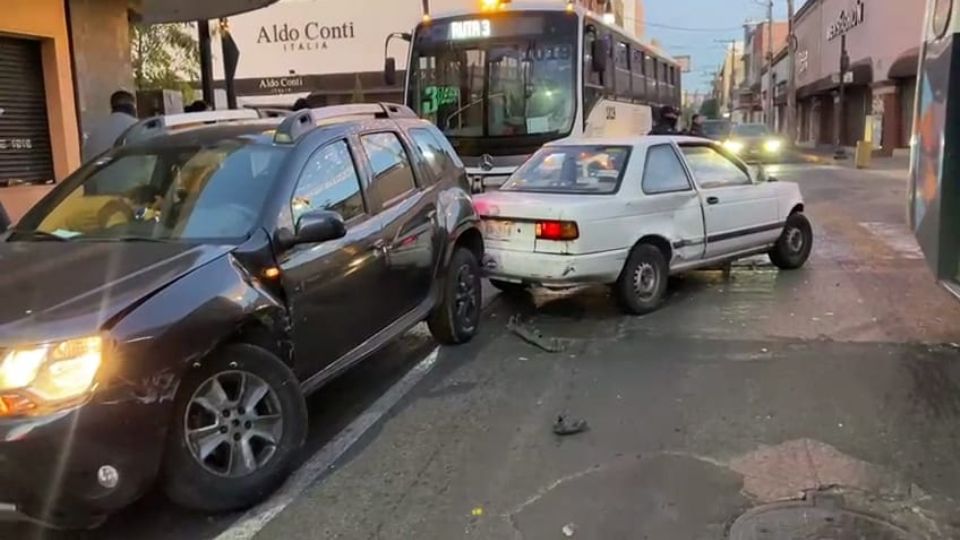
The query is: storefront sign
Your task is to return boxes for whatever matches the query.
[256,21,356,52]
[797,50,809,74]
[257,76,305,94]
[827,0,865,41]
[0,138,33,150]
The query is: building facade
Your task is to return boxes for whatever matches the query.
[738,21,789,124]
[793,0,925,153]
[714,42,745,118]
[0,0,277,221]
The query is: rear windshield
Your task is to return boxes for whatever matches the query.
[501,146,631,194]
[732,124,770,137]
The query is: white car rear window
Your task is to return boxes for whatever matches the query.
[501,146,630,194]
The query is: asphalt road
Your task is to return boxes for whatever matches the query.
[9,159,960,539]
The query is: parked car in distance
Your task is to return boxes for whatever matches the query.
[475,136,811,314]
[722,123,786,162]
[0,104,483,528]
[701,119,732,140]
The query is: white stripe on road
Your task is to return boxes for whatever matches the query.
[215,347,441,540]
[859,222,924,259]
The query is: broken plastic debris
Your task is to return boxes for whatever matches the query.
[761,348,769,353]
[507,315,565,353]
[562,523,576,537]
[553,415,588,436]
[518,356,529,362]
[471,506,483,517]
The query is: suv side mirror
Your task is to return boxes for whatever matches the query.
[293,210,346,246]
[0,202,10,233]
[385,57,398,86]
[591,38,609,73]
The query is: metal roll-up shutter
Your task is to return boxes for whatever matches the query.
[0,36,54,186]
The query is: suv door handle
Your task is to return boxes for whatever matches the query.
[706,196,720,205]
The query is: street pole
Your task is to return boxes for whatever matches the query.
[197,20,214,107]
[786,0,797,143]
[765,0,774,129]
[835,33,849,159]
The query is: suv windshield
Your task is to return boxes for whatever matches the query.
[408,13,577,140]
[13,143,288,242]
[501,145,630,194]
[702,121,732,138]
[732,123,771,137]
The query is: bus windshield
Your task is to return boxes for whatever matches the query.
[408,13,577,140]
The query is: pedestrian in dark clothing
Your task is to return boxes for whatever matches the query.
[687,114,706,137]
[184,100,209,113]
[83,90,137,162]
[649,105,680,135]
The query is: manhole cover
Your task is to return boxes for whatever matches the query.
[729,495,912,540]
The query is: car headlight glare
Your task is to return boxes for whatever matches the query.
[764,139,783,152]
[723,140,745,153]
[0,337,102,404]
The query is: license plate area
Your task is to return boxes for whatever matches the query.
[484,219,517,241]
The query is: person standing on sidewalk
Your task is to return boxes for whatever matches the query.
[649,105,680,135]
[687,114,706,137]
[83,90,138,162]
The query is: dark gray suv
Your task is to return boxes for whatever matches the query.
[0,104,483,527]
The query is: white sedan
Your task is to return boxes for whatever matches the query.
[474,136,812,314]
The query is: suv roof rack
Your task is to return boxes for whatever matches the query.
[274,103,418,144]
[115,109,263,147]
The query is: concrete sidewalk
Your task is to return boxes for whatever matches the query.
[797,145,909,172]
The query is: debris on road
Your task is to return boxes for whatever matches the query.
[553,415,588,436]
[471,506,484,517]
[507,315,566,353]
[562,523,577,537]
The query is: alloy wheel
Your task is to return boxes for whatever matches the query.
[184,370,284,477]
[454,263,479,333]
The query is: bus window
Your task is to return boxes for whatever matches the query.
[631,49,646,101]
[615,41,631,100]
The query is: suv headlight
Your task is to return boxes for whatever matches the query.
[0,337,102,413]
[764,139,783,152]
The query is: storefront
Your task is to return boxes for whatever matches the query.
[793,0,926,154]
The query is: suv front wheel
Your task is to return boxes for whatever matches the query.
[429,247,482,344]
[162,344,307,512]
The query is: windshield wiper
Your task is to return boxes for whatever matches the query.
[94,236,176,244]
[7,229,71,242]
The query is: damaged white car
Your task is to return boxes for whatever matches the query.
[474,136,812,314]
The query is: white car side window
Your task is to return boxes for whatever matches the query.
[641,145,692,194]
[680,145,752,189]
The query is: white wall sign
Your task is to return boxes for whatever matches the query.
[827,0,865,41]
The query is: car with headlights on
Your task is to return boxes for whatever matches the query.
[475,135,811,314]
[721,123,785,162]
[0,104,483,528]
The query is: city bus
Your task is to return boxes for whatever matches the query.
[909,0,960,297]
[386,1,682,190]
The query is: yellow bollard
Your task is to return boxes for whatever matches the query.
[855,140,872,169]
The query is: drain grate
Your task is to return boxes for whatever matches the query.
[728,494,913,540]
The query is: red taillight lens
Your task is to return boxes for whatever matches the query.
[535,220,579,241]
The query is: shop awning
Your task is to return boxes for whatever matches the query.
[136,0,280,23]
[889,47,920,79]
[797,61,873,99]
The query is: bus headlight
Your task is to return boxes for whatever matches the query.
[764,139,783,153]
[723,140,745,154]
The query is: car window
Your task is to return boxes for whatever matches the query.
[732,124,770,137]
[501,145,630,194]
[16,144,288,242]
[410,128,455,179]
[360,132,417,203]
[292,140,365,224]
[680,145,752,189]
[642,145,691,194]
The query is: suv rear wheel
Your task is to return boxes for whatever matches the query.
[429,247,482,344]
[162,344,306,512]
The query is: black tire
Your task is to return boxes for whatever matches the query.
[162,344,307,513]
[489,279,529,295]
[616,244,669,315]
[429,247,482,345]
[769,213,813,270]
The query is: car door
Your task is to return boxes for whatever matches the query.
[358,130,438,317]
[277,138,387,380]
[640,144,706,263]
[679,143,780,257]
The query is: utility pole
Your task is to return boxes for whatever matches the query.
[765,0,774,129]
[835,33,850,159]
[786,0,797,143]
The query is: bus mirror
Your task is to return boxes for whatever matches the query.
[385,57,398,86]
[591,40,609,73]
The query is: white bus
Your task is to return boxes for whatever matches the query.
[386,1,682,189]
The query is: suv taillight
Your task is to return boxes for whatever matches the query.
[535,220,579,241]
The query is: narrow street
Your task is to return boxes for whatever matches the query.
[6,160,960,539]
